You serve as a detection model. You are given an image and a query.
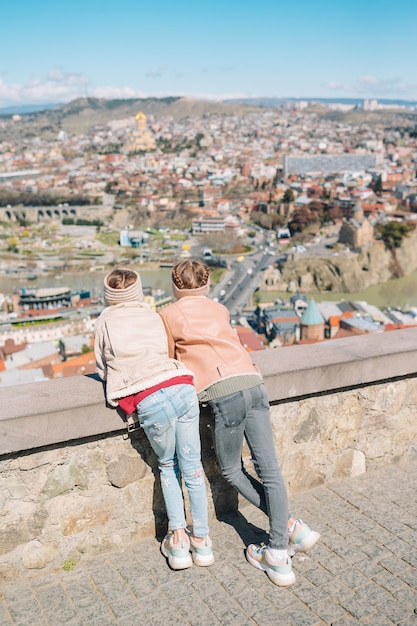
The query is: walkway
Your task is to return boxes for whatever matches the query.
[1,461,417,625]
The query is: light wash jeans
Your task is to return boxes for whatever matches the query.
[137,384,209,538]
[205,383,289,549]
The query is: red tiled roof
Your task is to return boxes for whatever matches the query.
[51,352,97,378]
[235,326,265,352]
[328,311,355,328]
[3,339,28,355]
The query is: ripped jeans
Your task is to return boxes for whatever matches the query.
[138,384,209,537]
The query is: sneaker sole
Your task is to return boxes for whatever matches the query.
[191,550,215,567]
[288,530,321,556]
[245,551,296,587]
[161,543,193,570]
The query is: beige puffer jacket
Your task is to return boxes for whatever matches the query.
[94,301,194,406]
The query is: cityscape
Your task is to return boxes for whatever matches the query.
[1,95,417,387]
[1,1,417,621]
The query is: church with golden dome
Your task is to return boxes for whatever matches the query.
[124,112,156,153]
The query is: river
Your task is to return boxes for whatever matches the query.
[0,268,173,299]
[259,268,417,310]
[2,266,417,310]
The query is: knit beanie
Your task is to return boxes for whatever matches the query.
[172,278,210,300]
[104,269,143,305]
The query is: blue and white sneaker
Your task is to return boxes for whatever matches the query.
[161,532,193,570]
[246,543,296,587]
[190,536,214,567]
[288,519,321,556]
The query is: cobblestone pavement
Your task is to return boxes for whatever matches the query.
[1,461,417,625]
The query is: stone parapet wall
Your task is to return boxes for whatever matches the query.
[0,327,416,581]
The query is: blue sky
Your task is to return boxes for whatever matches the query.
[1,0,416,107]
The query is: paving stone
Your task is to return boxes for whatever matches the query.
[379,554,411,576]
[278,598,324,626]
[0,602,13,625]
[317,554,347,576]
[2,461,417,626]
[320,578,355,603]
[233,586,274,617]
[326,616,366,625]
[398,619,417,626]
[35,585,78,623]
[393,584,417,608]
[179,600,221,624]
[321,531,348,552]
[64,593,113,623]
[116,613,152,626]
[2,588,44,624]
[369,595,412,623]
[263,587,294,611]
[353,557,385,578]
[402,550,417,568]
[372,568,407,593]
[302,565,334,587]
[310,598,349,624]
[399,567,417,587]
[325,517,358,538]
[338,567,370,590]
[360,614,397,626]
[331,543,368,564]
[252,606,293,625]
[87,563,124,587]
[209,603,252,626]
[339,593,377,620]
[138,588,175,615]
[292,580,329,606]
[165,581,199,604]
[151,610,189,626]
[384,536,415,559]
[98,581,142,618]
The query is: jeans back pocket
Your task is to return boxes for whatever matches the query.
[209,391,246,429]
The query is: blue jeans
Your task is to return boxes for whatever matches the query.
[137,384,209,538]
[206,384,289,549]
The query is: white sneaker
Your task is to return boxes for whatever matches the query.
[160,532,192,570]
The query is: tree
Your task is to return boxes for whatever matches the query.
[282,188,295,204]
[379,221,410,279]
[373,175,383,196]
[379,221,410,249]
[288,206,313,233]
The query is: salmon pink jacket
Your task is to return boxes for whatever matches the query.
[159,296,261,394]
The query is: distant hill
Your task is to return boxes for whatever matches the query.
[0,103,62,116]
[225,96,417,108]
[7,95,416,140]
[4,97,261,138]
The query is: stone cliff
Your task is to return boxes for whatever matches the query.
[262,228,417,294]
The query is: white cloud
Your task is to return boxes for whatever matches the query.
[46,69,88,85]
[324,75,417,97]
[0,71,151,107]
[90,86,145,99]
[0,71,92,107]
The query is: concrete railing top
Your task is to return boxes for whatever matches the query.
[1,327,416,456]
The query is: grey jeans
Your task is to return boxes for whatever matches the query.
[205,383,289,549]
